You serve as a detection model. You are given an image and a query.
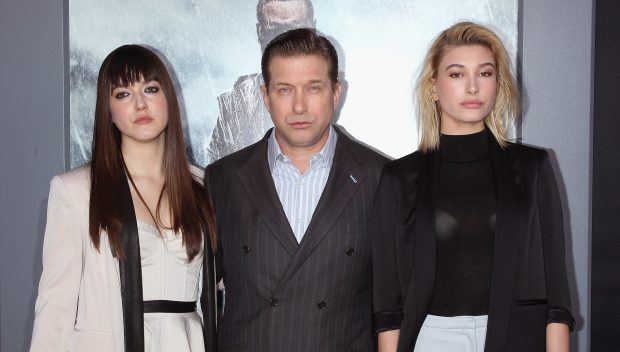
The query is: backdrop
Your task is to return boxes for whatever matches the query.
[69,0,517,167]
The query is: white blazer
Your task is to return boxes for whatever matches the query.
[30,165,209,352]
[30,166,126,351]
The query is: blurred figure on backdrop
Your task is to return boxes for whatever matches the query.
[207,0,316,162]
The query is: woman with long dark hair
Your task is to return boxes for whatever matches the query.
[31,45,217,352]
[372,22,574,351]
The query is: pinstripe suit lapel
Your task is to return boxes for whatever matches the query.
[237,136,299,255]
[274,132,365,291]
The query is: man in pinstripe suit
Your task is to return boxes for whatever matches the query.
[205,28,388,352]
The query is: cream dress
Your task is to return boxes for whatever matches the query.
[138,221,204,352]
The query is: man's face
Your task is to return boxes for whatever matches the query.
[260,54,340,155]
[257,0,315,50]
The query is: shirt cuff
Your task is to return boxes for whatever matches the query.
[374,310,403,334]
[547,306,575,331]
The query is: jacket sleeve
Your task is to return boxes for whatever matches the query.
[371,166,404,333]
[30,176,84,351]
[537,152,575,330]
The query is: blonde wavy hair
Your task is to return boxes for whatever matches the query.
[415,21,520,152]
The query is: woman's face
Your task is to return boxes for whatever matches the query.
[109,79,169,146]
[432,44,497,135]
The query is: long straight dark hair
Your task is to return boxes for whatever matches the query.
[89,44,216,260]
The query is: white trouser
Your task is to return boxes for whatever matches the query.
[413,314,488,352]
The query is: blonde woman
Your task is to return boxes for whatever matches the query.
[371,22,574,352]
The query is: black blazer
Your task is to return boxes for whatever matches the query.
[371,139,574,352]
[206,127,388,352]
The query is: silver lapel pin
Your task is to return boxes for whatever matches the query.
[349,175,358,184]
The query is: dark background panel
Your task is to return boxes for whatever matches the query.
[0,0,67,350]
[592,0,620,350]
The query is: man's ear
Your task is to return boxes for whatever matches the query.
[260,84,271,112]
[333,82,342,107]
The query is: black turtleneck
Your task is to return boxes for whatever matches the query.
[429,129,496,317]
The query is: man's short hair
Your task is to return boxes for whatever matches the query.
[261,28,338,87]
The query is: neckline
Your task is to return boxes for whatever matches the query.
[440,129,490,163]
[136,220,173,237]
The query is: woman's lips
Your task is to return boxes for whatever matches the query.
[461,100,483,108]
[135,116,153,124]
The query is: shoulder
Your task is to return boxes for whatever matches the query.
[49,165,91,207]
[53,165,90,193]
[503,142,550,167]
[55,165,90,183]
[384,150,427,175]
[506,141,548,157]
[335,129,390,167]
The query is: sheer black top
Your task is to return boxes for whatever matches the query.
[429,129,495,316]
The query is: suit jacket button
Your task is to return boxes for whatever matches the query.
[346,247,355,256]
[242,245,250,254]
[317,301,326,309]
[269,297,279,307]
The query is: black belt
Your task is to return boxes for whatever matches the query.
[143,300,197,313]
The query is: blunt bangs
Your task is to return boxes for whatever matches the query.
[104,45,164,91]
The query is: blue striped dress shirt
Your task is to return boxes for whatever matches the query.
[267,126,337,243]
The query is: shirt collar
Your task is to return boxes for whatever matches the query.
[267,125,338,173]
